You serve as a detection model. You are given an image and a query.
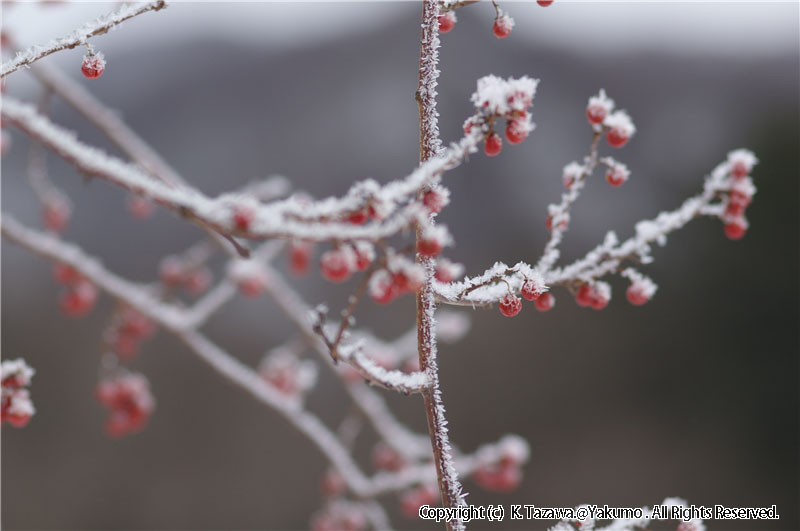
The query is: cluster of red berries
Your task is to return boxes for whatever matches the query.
[586,89,636,149]
[320,242,374,284]
[81,52,106,79]
[499,279,554,317]
[158,256,212,295]
[438,0,553,35]
[575,282,611,310]
[469,75,538,157]
[42,194,71,233]
[472,437,528,492]
[259,348,317,399]
[53,263,98,317]
[723,151,756,240]
[1,359,35,428]
[344,202,382,225]
[95,373,154,438]
[106,306,156,361]
[367,258,425,305]
[400,484,439,519]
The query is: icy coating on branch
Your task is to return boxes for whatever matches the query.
[0,1,168,78]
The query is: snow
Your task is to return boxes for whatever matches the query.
[1,358,35,387]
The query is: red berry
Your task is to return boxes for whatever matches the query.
[346,210,367,225]
[42,198,70,233]
[320,249,352,283]
[6,411,32,428]
[724,218,747,240]
[158,257,185,287]
[586,103,607,125]
[537,0,553,6]
[575,284,608,310]
[184,268,211,295]
[438,12,456,33]
[546,215,568,232]
[59,281,97,317]
[423,189,446,214]
[127,195,154,219]
[289,242,313,276]
[473,463,521,492]
[606,127,630,148]
[729,188,752,208]
[484,132,503,156]
[730,160,750,179]
[320,469,346,497]
[81,53,106,79]
[534,292,554,312]
[606,166,628,187]
[505,119,527,144]
[372,443,405,471]
[53,263,83,285]
[238,276,266,297]
[499,293,522,317]
[626,285,650,306]
[725,201,746,218]
[520,280,542,301]
[353,248,372,271]
[575,284,594,307]
[232,204,255,232]
[492,17,512,39]
[417,238,442,258]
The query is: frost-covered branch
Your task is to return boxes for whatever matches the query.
[0,1,168,78]
[1,96,480,244]
[434,138,756,313]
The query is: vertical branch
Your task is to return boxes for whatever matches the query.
[416,1,466,529]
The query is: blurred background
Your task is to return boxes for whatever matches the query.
[1,2,798,530]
